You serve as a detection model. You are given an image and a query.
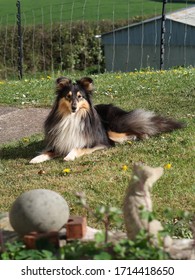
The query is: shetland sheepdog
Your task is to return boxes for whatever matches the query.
[30,77,184,163]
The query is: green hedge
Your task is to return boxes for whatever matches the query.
[0,18,143,79]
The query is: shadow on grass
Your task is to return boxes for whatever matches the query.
[0,139,45,160]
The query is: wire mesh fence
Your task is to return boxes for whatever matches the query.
[0,0,194,79]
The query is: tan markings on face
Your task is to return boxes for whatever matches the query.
[77,99,90,111]
[58,97,72,115]
[74,91,90,112]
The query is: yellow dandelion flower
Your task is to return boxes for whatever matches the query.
[122,165,128,171]
[47,75,51,79]
[127,140,132,145]
[63,168,71,174]
[22,137,30,143]
[164,163,172,169]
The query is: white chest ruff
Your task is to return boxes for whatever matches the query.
[49,114,89,155]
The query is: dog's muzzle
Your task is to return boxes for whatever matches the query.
[71,105,77,113]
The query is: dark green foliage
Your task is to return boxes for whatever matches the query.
[0,19,139,79]
[60,230,170,260]
[163,208,193,239]
[0,241,55,260]
[0,230,170,260]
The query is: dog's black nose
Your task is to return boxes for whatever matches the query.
[72,105,77,112]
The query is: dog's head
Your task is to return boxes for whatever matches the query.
[55,77,94,114]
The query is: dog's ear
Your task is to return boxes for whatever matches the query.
[77,77,94,93]
[56,77,72,91]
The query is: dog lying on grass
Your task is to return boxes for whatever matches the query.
[30,77,184,163]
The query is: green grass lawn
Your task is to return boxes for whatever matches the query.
[0,68,195,234]
[1,0,194,25]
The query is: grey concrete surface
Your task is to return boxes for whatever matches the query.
[0,106,50,144]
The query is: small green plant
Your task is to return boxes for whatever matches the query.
[59,229,170,260]
[76,192,123,243]
[72,192,170,260]
[0,241,55,260]
[163,208,193,239]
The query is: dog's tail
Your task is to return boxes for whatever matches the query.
[118,109,185,139]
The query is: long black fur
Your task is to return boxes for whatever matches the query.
[95,103,185,139]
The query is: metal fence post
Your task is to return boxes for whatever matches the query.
[160,0,167,70]
[16,0,23,79]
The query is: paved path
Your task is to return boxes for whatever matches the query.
[0,106,50,144]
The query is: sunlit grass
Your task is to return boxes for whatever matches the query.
[0,68,195,231]
[0,0,191,25]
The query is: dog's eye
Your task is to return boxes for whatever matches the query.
[66,92,72,100]
[77,94,82,99]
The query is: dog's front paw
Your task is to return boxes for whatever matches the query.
[29,154,51,164]
[64,149,77,161]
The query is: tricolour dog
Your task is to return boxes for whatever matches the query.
[30,77,184,163]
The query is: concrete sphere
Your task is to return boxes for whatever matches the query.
[9,189,69,236]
